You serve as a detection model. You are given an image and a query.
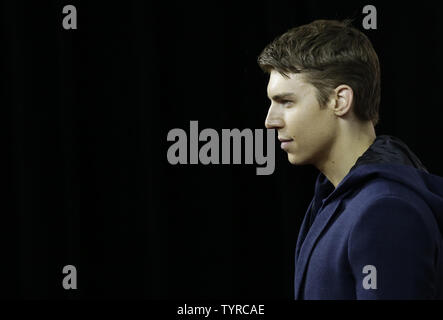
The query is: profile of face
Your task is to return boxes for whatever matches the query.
[265,70,338,166]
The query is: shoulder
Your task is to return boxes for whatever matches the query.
[349,177,428,214]
[345,185,439,249]
[344,178,438,240]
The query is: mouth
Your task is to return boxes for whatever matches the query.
[278,137,293,150]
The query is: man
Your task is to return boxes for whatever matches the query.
[258,19,443,299]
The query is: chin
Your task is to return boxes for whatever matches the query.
[287,152,310,166]
[287,153,300,165]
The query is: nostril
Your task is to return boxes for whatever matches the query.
[265,122,276,129]
[266,120,283,129]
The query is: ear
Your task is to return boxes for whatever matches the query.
[332,85,354,117]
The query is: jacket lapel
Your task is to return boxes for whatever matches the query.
[294,198,343,299]
[295,197,314,262]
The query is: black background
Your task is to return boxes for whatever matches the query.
[4,0,443,299]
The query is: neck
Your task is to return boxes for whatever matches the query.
[315,122,376,188]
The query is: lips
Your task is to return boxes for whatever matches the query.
[278,137,293,150]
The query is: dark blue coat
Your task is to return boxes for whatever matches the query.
[294,135,443,299]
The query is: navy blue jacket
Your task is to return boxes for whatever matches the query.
[294,135,443,299]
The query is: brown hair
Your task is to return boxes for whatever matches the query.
[258,19,381,126]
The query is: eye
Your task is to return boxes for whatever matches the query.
[280,100,293,106]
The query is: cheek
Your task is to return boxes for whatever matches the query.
[285,109,316,138]
[286,109,333,152]
[285,111,304,136]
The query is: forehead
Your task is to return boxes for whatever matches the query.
[267,70,311,97]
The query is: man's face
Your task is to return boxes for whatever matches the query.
[265,70,337,166]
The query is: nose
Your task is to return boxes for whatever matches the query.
[265,103,284,129]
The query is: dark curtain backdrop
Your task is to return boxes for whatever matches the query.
[4,0,443,299]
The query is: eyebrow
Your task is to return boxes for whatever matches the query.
[268,92,296,101]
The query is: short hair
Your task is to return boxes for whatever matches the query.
[257,19,381,126]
